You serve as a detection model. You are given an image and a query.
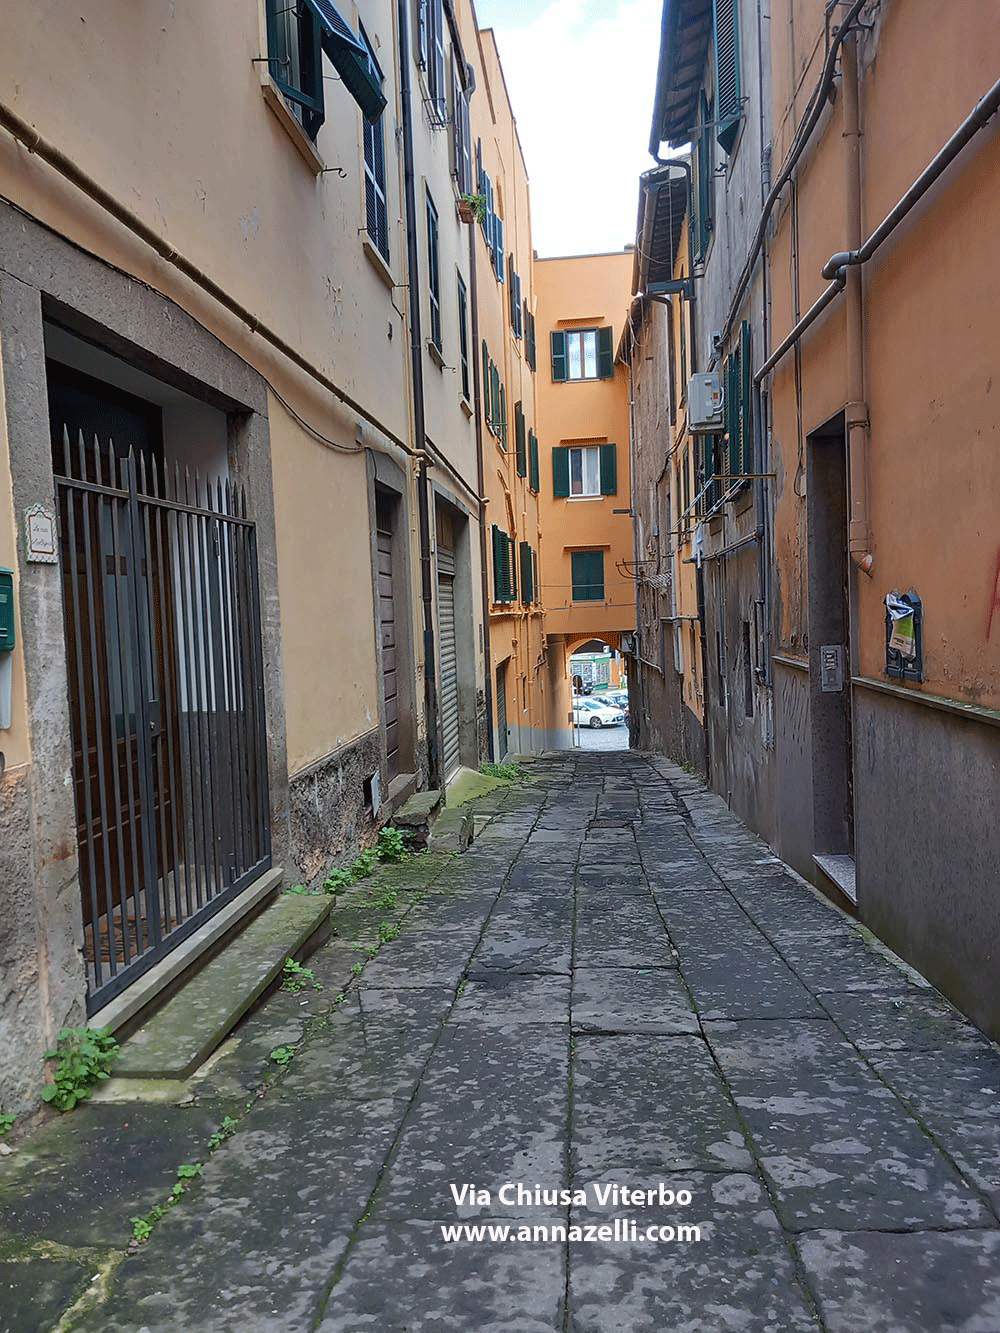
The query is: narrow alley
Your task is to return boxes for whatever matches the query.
[4,754,999,1332]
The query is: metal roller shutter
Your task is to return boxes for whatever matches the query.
[437,550,460,778]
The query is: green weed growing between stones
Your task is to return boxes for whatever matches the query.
[376,826,408,862]
[42,1027,119,1113]
[479,761,522,781]
[281,959,319,993]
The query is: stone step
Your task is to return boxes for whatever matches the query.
[112,893,332,1079]
[392,788,443,846]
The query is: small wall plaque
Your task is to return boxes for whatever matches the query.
[24,504,58,564]
[820,644,844,693]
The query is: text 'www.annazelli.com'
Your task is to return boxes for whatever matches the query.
[440,1220,702,1244]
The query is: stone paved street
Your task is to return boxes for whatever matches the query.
[3,752,1000,1332]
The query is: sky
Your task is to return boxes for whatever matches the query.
[473,0,664,258]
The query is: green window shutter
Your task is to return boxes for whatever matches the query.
[526,309,536,370]
[740,320,752,477]
[550,330,567,382]
[597,326,615,379]
[599,443,617,496]
[491,525,503,601]
[727,354,739,479]
[552,446,570,498]
[519,541,532,604]
[482,340,490,424]
[571,550,604,602]
[508,255,516,322]
[528,431,539,493]
[696,93,714,259]
[508,534,517,600]
[499,384,507,449]
[532,549,539,604]
[714,0,742,154]
[515,402,526,476]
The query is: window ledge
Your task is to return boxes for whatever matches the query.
[567,494,604,502]
[426,340,446,370]
[362,234,396,289]
[460,397,474,418]
[260,70,325,176]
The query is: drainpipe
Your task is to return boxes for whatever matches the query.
[396,0,441,786]
[468,210,495,762]
[841,33,873,577]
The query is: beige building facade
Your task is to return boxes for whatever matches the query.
[0,0,507,1114]
[534,252,635,748]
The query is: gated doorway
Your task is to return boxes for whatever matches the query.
[48,361,271,1010]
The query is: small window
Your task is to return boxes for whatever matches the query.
[361,29,389,262]
[426,191,441,350]
[457,276,470,401]
[569,445,602,497]
[571,550,605,602]
[551,327,614,381]
[265,0,324,140]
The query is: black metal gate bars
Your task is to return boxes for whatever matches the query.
[54,430,271,1010]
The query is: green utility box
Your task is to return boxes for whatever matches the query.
[0,569,15,652]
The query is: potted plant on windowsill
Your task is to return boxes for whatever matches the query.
[458,193,487,224]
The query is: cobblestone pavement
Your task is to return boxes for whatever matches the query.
[3,752,1000,1332]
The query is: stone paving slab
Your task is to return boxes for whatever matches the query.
[707,1020,992,1232]
[571,966,697,1034]
[0,1259,93,1333]
[797,1228,1000,1332]
[567,1171,820,1333]
[572,1035,753,1176]
[574,898,676,967]
[315,1219,566,1332]
[675,937,826,1021]
[451,973,570,1026]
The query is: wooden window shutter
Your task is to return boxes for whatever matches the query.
[714,0,742,153]
[550,331,567,381]
[726,353,739,479]
[740,319,752,477]
[599,443,618,496]
[499,383,507,449]
[515,402,526,476]
[417,0,429,69]
[525,307,536,370]
[494,216,504,281]
[508,256,516,323]
[491,525,504,600]
[552,446,570,497]
[597,326,615,379]
[520,541,533,604]
[532,548,539,604]
[508,534,517,600]
[572,550,604,601]
[528,431,539,493]
[482,341,490,424]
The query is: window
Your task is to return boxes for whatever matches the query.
[723,321,752,488]
[571,551,605,602]
[692,90,714,262]
[451,54,473,194]
[418,0,446,123]
[457,276,470,401]
[508,257,523,338]
[524,306,537,371]
[519,542,534,604]
[474,140,505,280]
[266,0,324,139]
[514,402,527,476]
[491,525,516,603]
[426,191,441,351]
[714,0,742,153]
[550,327,614,381]
[552,443,617,498]
[265,0,387,141]
[361,29,389,262]
[528,430,539,493]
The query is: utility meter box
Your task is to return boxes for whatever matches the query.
[687,373,724,432]
[0,569,14,653]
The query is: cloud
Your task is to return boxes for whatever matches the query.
[479,0,663,257]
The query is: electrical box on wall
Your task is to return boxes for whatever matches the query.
[0,569,14,653]
[687,373,724,432]
[0,568,14,731]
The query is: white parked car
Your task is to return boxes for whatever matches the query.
[572,697,625,728]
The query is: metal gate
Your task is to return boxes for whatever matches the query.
[375,495,400,782]
[437,547,461,779]
[54,427,271,1010]
[496,661,508,760]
